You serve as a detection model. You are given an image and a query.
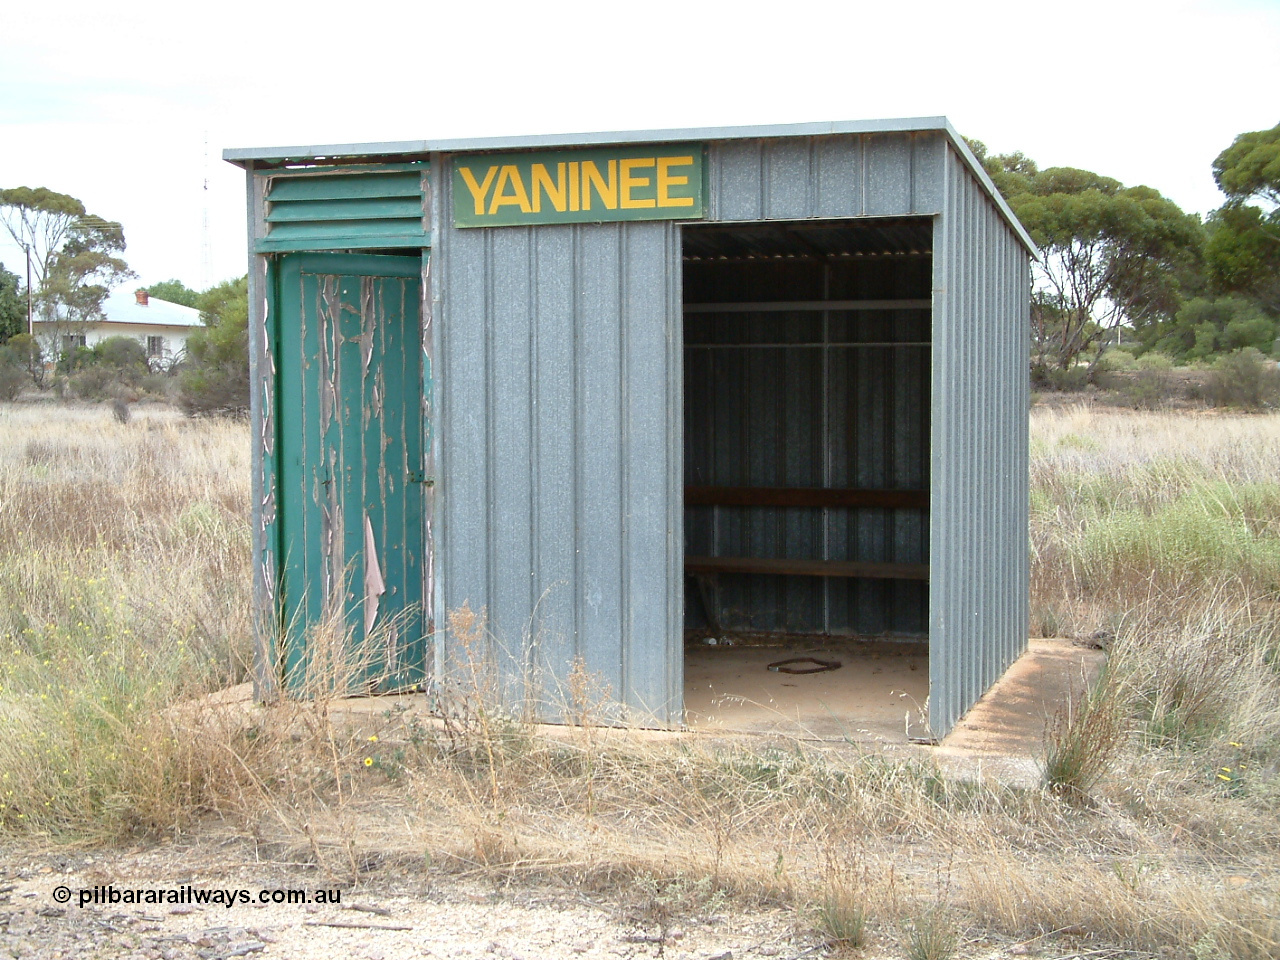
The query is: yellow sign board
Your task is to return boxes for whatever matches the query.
[453,146,704,228]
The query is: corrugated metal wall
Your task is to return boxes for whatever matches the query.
[432,170,683,724]
[928,151,1030,735]
[683,254,930,636]
[433,130,1028,734]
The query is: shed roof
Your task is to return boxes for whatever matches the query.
[225,117,1035,255]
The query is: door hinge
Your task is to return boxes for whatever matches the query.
[408,471,434,486]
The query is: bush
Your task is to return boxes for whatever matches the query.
[906,908,959,960]
[1134,351,1174,371]
[3,333,44,388]
[1043,678,1126,800]
[1121,372,1174,409]
[93,335,148,372]
[66,364,115,400]
[1153,297,1277,362]
[177,356,248,417]
[1096,348,1137,373]
[139,371,177,401]
[57,335,150,398]
[815,879,868,948]
[178,276,249,417]
[1033,365,1089,391]
[0,349,26,400]
[1206,348,1280,409]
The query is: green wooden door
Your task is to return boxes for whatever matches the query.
[274,252,428,692]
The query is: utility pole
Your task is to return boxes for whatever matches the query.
[23,242,32,336]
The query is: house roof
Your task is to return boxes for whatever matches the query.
[35,288,204,329]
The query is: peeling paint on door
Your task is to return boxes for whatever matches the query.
[274,253,429,692]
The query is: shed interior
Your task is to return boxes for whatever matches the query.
[681,217,933,660]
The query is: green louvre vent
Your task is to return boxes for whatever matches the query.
[257,168,429,252]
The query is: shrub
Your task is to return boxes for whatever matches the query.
[0,353,25,400]
[1120,372,1174,409]
[1206,348,1280,409]
[819,885,870,947]
[66,364,115,400]
[139,371,176,401]
[178,276,249,417]
[1135,351,1174,371]
[1096,348,1137,373]
[1155,297,1277,362]
[93,334,148,372]
[56,335,151,398]
[1033,365,1089,392]
[3,333,44,387]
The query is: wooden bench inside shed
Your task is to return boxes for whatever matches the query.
[684,486,929,632]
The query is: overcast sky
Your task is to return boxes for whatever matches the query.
[2,0,1277,293]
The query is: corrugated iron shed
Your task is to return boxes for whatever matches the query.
[227,116,1033,737]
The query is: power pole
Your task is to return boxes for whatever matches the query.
[23,242,32,336]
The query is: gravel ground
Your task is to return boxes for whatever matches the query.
[0,842,1126,960]
[0,845,814,960]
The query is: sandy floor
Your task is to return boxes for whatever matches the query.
[685,637,1105,785]
[684,637,932,743]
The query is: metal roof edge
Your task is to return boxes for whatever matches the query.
[223,116,1036,257]
[221,118,951,166]
[426,116,954,152]
[938,119,1039,258]
[223,141,432,164]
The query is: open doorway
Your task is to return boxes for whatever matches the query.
[680,217,933,737]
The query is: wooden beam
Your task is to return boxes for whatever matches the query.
[685,486,928,510]
[683,299,931,314]
[685,556,929,581]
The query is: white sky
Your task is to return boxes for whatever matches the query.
[2,0,1277,292]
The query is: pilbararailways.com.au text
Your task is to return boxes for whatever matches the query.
[53,885,342,909]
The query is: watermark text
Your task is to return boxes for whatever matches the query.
[52,885,341,910]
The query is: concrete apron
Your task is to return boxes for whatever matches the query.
[196,639,1104,790]
[687,638,1106,787]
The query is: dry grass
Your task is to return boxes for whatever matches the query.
[0,401,252,840]
[1,399,1279,958]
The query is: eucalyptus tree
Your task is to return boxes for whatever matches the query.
[978,154,1203,374]
[1206,123,1280,316]
[0,188,135,351]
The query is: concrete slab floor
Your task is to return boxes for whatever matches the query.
[685,636,1106,786]
[195,639,1104,789]
[684,637,932,743]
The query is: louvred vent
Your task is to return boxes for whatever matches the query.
[258,169,428,252]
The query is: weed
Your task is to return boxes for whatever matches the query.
[905,907,959,960]
[814,878,868,948]
[626,874,726,956]
[1042,676,1126,799]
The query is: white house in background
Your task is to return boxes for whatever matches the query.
[32,287,204,370]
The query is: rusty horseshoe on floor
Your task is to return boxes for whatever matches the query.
[766,657,843,675]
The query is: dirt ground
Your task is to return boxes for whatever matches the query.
[0,641,1110,960]
[0,840,1118,960]
[0,842,815,960]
